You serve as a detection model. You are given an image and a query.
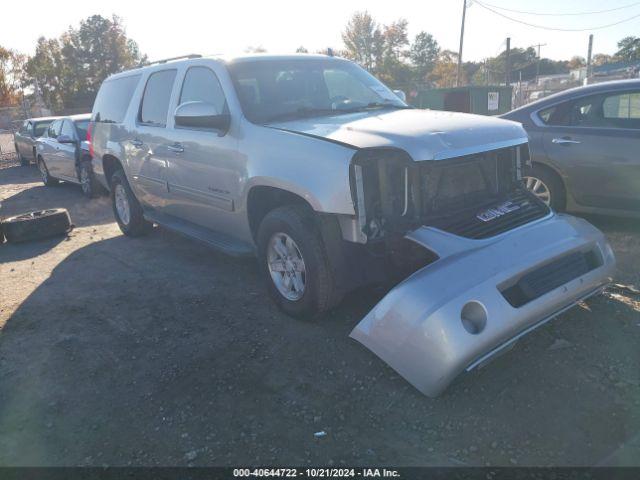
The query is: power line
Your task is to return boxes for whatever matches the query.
[477,1,640,16]
[474,0,640,31]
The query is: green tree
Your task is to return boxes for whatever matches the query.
[341,11,384,72]
[592,53,613,66]
[0,46,27,106]
[409,31,440,83]
[25,15,144,111]
[615,36,640,61]
[295,46,309,53]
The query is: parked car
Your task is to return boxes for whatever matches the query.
[14,116,59,166]
[89,54,615,396]
[36,114,101,197]
[502,80,640,217]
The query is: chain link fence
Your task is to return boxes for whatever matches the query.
[0,130,19,169]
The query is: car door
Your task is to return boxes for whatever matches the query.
[40,120,63,175]
[541,89,640,211]
[163,65,241,231]
[16,121,31,156]
[129,69,177,209]
[56,119,79,180]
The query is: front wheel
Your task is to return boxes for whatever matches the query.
[110,169,152,236]
[257,205,341,318]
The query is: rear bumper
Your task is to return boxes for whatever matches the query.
[350,213,615,397]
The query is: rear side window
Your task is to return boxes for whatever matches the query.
[179,67,227,114]
[92,74,141,124]
[139,70,177,127]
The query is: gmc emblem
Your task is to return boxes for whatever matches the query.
[476,201,520,222]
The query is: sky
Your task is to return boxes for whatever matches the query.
[1,0,639,62]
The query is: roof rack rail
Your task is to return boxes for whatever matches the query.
[140,54,202,67]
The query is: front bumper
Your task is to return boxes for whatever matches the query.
[350,213,616,397]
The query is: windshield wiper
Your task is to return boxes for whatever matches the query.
[264,107,340,123]
[345,102,413,113]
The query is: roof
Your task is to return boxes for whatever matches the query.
[27,116,61,123]
[509,78,640,113]
[105,53,338,81]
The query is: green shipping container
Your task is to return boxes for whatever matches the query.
[413,86,513,115]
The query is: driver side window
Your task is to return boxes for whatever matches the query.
[60,120,75,139]
[179,66,228,115]
[48,120,62,139]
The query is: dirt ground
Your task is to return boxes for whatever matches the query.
[0,164,639,467]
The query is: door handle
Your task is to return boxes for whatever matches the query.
[167,143,184,153]
[130,139,144,148]
[552,137,581,145]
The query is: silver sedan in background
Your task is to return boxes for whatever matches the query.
[36,114,100,198]
[501,79,640,218]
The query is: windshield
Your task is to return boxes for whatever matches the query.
[227,58,408,123]
[33,121,52,138]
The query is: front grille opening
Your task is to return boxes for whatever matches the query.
[500,249,603,308]
[418,147,550,239]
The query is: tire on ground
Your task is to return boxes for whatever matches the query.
[2,208,73,243]
[256,204,341,318]
[110,168,152,236]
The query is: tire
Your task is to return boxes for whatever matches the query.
[37,156,58,186]
[257,204,340,318]
[110,168,152,236]
[2,208,73,243]
[524,164,566,211]
[79,160,100,198]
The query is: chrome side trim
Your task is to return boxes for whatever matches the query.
[432,137,528,161]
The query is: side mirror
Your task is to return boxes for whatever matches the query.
[174,101,230,132]
[57,134,76,144]
[393,89,407,102]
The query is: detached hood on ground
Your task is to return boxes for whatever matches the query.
[267,108,528,160]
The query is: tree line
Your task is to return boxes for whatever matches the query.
[1,12,639,110]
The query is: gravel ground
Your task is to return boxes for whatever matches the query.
[0,165,639,467]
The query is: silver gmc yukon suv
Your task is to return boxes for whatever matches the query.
[90,54,616,396]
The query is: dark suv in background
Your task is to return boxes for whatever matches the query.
[502,79,640,217]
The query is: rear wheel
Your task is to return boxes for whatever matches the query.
[79,160,99,198]
[257,205,341,318]
[524,164,565,211]
[110,169,152,236]
[37,156,58,186]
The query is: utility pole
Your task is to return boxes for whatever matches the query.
[456,0,467,87]
[586,34,594,83]
[533,43,547,84]
[505,37,511,86]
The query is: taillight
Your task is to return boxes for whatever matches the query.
[87,121,94,157]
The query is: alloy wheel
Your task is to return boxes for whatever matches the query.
[114,184,131,226]
[267,232,306,301]
[524,176,551,205]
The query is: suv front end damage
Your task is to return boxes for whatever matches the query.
[348,143,616,397]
